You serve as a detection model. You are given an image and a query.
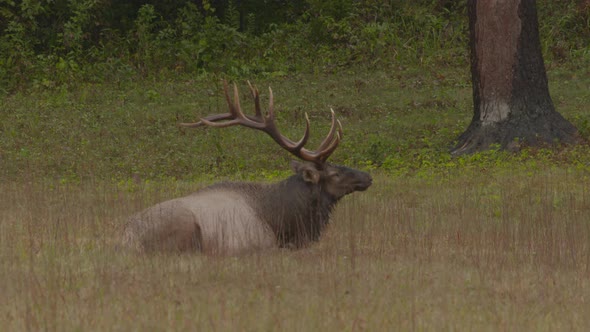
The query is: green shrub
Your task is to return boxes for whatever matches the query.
[0,1,587,92]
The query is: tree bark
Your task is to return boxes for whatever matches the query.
[452,0,579,155]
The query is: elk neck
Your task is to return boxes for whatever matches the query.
[252,174,338,247]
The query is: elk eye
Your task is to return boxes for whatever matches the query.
[330,172,340,179]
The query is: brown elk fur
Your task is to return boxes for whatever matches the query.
[122,161,371,255]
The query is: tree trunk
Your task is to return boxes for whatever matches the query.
[452,0,579,155]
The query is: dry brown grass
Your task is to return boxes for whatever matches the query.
[2,169,590,331]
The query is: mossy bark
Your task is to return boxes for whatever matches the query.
[452,0,579,155]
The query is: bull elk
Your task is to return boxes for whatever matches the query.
[122,81,372,255]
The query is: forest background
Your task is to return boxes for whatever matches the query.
[1,0,588,92]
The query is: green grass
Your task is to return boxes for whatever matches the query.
[3,62,589,182]
[1,60,590,330]
[2,65,471,181]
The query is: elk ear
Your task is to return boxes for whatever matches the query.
[291,160,321,184]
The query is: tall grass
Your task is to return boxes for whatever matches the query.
[2,168,590,330]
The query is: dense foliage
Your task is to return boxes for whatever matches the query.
[1,0,588,92]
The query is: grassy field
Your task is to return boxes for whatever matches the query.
[1,62,590,330]
[2,170,590,330]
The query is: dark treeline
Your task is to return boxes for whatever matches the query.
[0,0,588,92]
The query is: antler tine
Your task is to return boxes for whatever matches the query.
[293,113,311,150]
[178,113,233,127]
[316,109,340,151]
[179,80,251,128]
[266,86,275,123]
[232,82,243,119]
[249,87,310,154]
[231,82,268,129]
[316,120,343,162]
[191,81,265,129]
[296,117,342,163]
[247,81,263,119]
[223,80,236,117]
[291,109,342,163]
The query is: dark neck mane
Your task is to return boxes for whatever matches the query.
[230,175,338,248]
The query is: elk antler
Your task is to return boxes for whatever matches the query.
[179,80,343,164]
